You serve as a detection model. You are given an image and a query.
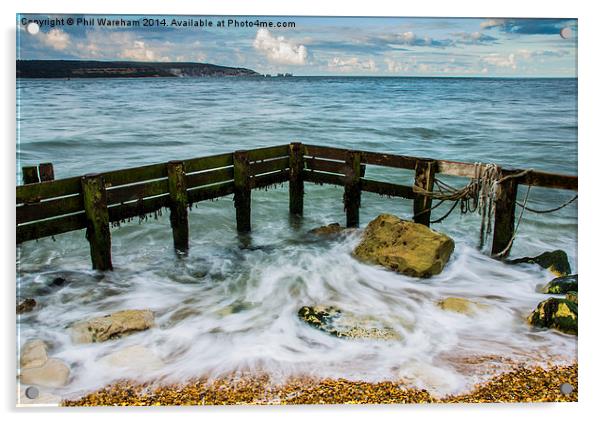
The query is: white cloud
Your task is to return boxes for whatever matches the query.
[327,56,377,72]
[481,53,517,70]
[39,28,70,51]
[253,29,307,65]
[74,32,172,62]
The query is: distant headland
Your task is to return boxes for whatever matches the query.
[16,60,260,78]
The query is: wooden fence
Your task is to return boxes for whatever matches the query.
[16,142,578,270]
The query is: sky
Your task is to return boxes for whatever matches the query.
[17,15,577,77]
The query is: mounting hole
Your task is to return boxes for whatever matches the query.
[560,27,572,39]
[25,386,39,399]
[560,382,574,395]
[26,22,40,35]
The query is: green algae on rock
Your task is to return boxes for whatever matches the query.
[541,274,577,294]
[508,250,571,277]
[528,297,577,335]
[566,291,578,304]
[298,305,399,340]
[352,214,454,278]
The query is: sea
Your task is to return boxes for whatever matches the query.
[16,77,578,400]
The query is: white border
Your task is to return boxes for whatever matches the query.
[3,1,600,420]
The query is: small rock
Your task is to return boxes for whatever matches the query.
[20,358,70,388]
[541,274,577,294]
[17,298,36,314]
[99,345,163,371]
[353,214,454,278]
[20,339,49,369]
[71,309,155,344]
[298,305,399,340]
[50,277,67,287]
[308,223,347,236]
[528,297,577,335]
[566,291,578,304]
[508,250,571,277]
[437,297,487,316]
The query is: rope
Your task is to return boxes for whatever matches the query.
[516,194,578,214]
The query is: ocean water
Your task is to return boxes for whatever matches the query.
[16,77,577,401]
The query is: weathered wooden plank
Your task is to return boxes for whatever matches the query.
[344,150,362,228]
[22,166,40,184]
[250,157,289,176]
[303,170,345,186]
[305,157,345,174]
[187,181,235,204]
[436,160,476,178]
[17,213,87,244]
[81,174,112,270]
[17,177,81,204]
[168,161,189,253]
[491,178,518,258]
[108,194,169,223]
[38,163,55,182]
[512,170,578,191]
[247,144,289,161]
[186,167,234,189]
[183,152,233,173]
[289,142,304,216]
[413,160,437,226]
[106,179,169,205]
[234,151,251,232]
[17,194,83,224]
[303,144,347,161]
[251,170,289,189]
[361,179,416,199]
[102,163,167,187]
[361,151,418,170]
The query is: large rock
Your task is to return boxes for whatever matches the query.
[298,305,399,340]
[508,250,571,277]
[352,214,454,278]
[17,298,36,314]
[71,309,155,344]
[437,297,487,316]
[528,298,577,335]
[20,358,70,388]
[99,345,164,371]
[541,274,577,294]
[20,340,48,369]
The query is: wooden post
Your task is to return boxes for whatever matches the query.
[22,166,39,184]
[38,163,55,182]
[344,150,362,228]
[233,150,251,232]
[167,161,189,254]
[289,142,304,216]
[413,159,437,226]
[491,178,518,258]
[81,174,112,271]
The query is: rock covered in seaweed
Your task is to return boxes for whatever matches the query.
[308,223,348,236]
[508,250,571,277]
[352,214,454,278]
[566,291,578,304]
[71,309,155,344]
[298,305,399,340]
[541,274,577,294]
[528,298,577,335]
[17,298,36,314]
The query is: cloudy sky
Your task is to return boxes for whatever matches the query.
[17,15,577,77]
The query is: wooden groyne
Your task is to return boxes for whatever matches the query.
[16,143,577,270]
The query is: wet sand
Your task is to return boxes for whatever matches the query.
[63,362,577,406]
